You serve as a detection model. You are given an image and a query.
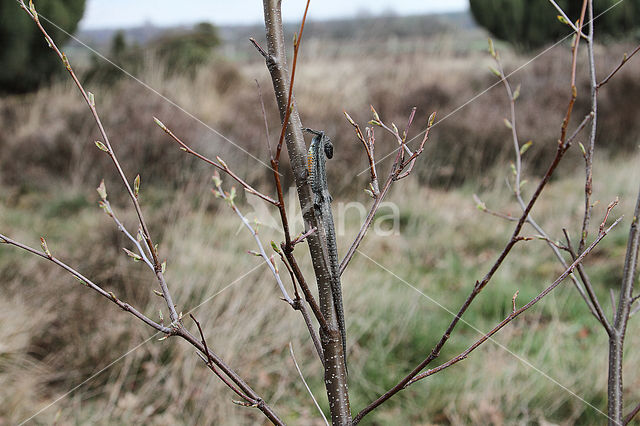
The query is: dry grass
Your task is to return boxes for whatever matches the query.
[1,23,640,425]
[2,150,640,424]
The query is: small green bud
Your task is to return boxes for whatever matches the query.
[343,111,356,126]
[61,53,71,70]
[40,237,51,258]
[370,105,380,122]
[513,84,521,101]
[133,174,140,198]
[519,141,532,155]
[153,117,167,131]
[29,0,38,20]
[212,171,222,187]
[95,141,109,152]
[123,247,142,262]
[98,201,112,216]
[428,111,437,127]
[96,179,107,200]
[216,156,228,169]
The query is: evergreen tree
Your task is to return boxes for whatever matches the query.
[0,0,85,93]
[470,0,640,50]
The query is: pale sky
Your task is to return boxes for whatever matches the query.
[81,0,469,29]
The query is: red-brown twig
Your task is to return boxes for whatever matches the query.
[354,212,621,424]
[344,111,380,197]
[273,0,312,161]
[0,233,172,333]
[405,214,621,386]
[353,14,589,421]
[559,0,588,146]
[291,227,317,246]
[251,20,329,340]
[597,44,640,90]
[190,314,256,403]
[624,400,640,425]
[260,0,352,420]
[252,1,331,346]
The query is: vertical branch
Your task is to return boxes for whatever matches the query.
[609,187,640,424]
[579,0,598,253]
[260,0,351,423]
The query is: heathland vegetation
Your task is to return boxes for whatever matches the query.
[1,6,640,425]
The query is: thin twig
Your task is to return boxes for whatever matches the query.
[579,0,599,254]
[340,110,434,275]
[154,118,278,205]
[563,228,613,335]
[96,181,153,270]
[547,0,588,38]
[491,43,603,322]
[261,0,352,420]
[406,215,621,386]
[273,0,311,161]
[344,111,380,197]
[624,400,640,425]
[18,0,179,323]
[353,18,588,422]
[353,212,622,424]
[597,44,640,89]
[289,343,329,425]
[0,233,171,333]
[213,177,294,305]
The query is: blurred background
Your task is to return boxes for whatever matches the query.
[1,1,640,424]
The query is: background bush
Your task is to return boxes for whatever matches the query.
[0,0,85,93]
[470,0,640,50]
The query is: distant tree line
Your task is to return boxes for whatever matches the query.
[85,22,221,84]
[0,0,220,93]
